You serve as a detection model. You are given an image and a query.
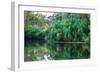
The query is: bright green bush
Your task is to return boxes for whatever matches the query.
[47,13,90,42]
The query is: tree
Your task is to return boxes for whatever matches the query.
[24,11,48,41]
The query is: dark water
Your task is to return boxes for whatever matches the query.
[24,41,90,62]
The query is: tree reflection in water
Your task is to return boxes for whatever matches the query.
[24,41,90,62]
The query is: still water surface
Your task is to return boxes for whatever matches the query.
[24,41,90,62]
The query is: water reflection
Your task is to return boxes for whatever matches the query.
[24,41,90,62]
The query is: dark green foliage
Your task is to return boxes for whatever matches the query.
[25,25,46,41]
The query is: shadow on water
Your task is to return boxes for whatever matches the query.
[24,41,90,62]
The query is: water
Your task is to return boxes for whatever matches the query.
[24,41,90,62]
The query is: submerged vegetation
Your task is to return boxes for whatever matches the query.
[24,11,90,61]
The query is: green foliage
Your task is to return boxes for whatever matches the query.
[24,11,47,27]
[47,13,90,42]
[25,25,46,41]
[24,11,47,41]
[24,11,90,42]
[24,11,90,61]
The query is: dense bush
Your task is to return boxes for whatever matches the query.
[47,13,90,42]
[24,11,90,42]
[24,11,47,41]
[25,25,46,41]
